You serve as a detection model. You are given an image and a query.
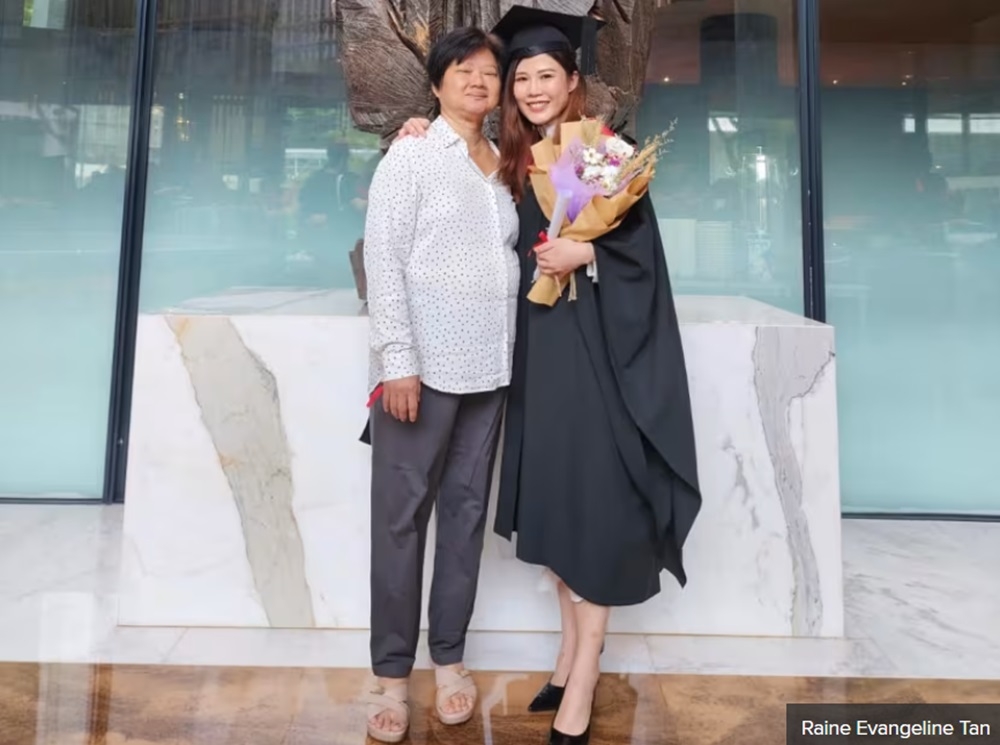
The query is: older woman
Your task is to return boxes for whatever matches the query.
[360,26,519,744]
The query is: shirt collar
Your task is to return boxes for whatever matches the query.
[430,116,499,179]
[430,116,464,149]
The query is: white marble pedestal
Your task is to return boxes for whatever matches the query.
[119,295,843,638]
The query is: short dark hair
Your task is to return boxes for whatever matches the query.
[426,27,503,90]
[326,141,349,168]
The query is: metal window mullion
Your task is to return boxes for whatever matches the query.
[102,0,160,504]
[796,0,826,322]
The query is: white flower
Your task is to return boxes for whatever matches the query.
[601,164,620,181]
[582,147,603,166]
[582,164,603,183]
[605,136,635,160]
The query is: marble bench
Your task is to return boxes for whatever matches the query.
[120,293,843,638]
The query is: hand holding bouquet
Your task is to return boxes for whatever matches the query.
[528,118,673,306]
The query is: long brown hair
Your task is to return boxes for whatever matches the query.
[498,49,588,202]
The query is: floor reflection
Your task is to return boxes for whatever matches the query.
[1,663,999,744]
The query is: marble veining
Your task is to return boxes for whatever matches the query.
[842,519,1000,679]
[1,506,999,678]
[118,300,844,638]
[752,326,837,636]
[166,316,314,628]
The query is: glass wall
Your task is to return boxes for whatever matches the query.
[637,0,803,314]
[820,1,1000,513]
[16,0,998,515]
[136,0,379,315]
[0,1,135,497]
[133,0,803,316]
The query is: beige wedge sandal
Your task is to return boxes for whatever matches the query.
[363,680,410,743]
[434,666,478,726]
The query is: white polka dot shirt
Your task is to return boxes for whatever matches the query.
[363,116,520,396]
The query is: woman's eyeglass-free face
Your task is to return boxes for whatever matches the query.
[512,53,579,128]
[432,49,502,120]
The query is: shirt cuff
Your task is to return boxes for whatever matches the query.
[382,347,420,380]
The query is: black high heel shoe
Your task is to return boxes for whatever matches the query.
[548,722,590,745]
[547,688,597,745]
[528,681,564,712]
[528,642,604,713]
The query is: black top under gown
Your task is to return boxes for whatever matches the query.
[493,186,702,607]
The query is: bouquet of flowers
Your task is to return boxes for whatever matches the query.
[527,118,673,305]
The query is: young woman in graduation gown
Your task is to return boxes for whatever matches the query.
[396,9,702,743]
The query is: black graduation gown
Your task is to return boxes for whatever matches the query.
[493,187,702,607]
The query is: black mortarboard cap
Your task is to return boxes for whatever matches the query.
[492,6,598,70]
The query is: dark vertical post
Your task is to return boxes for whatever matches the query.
[579,16,598,75]
[796,0,826,321]
[102,0,159,504]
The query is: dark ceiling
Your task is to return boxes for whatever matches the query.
[646,0,1000,84]
[819,0,1000,44]
[653,0,1000,44]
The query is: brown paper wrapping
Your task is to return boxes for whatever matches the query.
[526,121,655,306]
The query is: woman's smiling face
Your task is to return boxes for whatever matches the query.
[511,53,579,128]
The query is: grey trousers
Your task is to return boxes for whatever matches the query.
[369,384,505,678]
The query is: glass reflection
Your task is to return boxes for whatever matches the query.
[821,1,1000,513]
[137,1,380,314]
[0,1,136,497]
[135,0,804,315]
[638,0,804,313]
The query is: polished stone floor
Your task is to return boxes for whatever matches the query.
[2,663,999,745]
[1,506,999,679]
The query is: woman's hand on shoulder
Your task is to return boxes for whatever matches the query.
[534,238,595,276]
[394,118,432,143]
